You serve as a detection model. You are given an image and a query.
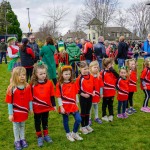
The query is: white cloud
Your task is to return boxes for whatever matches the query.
[2,0,145,34]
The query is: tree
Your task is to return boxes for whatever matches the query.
[36,22,54,42]
[128,0,150,39]
[72,14,82,32]
[81,0,119,36]
[0,0,22,41]
[45,2,69,37]
[114,10,129,29]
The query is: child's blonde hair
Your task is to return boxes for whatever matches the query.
[89,60,100,76]
[102,58,113,69]
[31,60,49,85]
[125,58,137,71]
[143,58,150,68]
[7,67,27,94]
[79,61,88,68]
[58,65,73,84]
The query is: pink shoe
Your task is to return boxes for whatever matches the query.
[122,113,128,118]
[117,114,123,118]
[147,106,150,110]
[141,107,150,113]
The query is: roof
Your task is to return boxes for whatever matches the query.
[104,27,141,41]
[104,27,131,33]
[87,18,103,26]
[63,31,87,41]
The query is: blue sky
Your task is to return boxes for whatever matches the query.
[3,0,141,34]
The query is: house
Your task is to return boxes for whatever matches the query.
[104,27,140,41]
[87,18,141,42]
[63,30,87,41]
[87,18,103,43]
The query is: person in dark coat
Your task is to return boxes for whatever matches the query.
[20,38,35,82]
[94,36,107,69]
[28,35,40,63]
[116,36,128,68]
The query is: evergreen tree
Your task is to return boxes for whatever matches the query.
[0,0,22,41]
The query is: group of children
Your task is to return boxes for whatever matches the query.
[5,57,150,150]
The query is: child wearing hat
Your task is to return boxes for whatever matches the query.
[7,37,21,71]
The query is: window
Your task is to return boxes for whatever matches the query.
[126,33,129,37]
[93,33,96,39]
[117,33,120,37]
[112,32,116,37]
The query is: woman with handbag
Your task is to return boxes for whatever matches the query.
[40,36,57,85]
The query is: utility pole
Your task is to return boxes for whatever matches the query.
[26,8,31,33]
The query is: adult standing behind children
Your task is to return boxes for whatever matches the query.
[81,39,93,64]
[28,35,40,63]
[141,34,150,59]
[40,36,57,85]
[94,36,107,69]
[20,38,35,82]
[116,36,128,68]
[0,39,7,64]
[7,37,20,71]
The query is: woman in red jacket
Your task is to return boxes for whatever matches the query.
[116,67,129,119]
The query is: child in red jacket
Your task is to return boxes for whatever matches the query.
[116,67,129,119]
[101,58,119,122]
[125,59,137,115]
[30,61,56,147]
[140,58,150,113]
[89,61,104,125]
[5,67,33,150]
[76,61,95,134]
[55,65,83,142]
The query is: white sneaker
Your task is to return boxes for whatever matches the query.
[66,133,75,142]
[80,127,89,134]
[108,115,113,122]
[86,125,94,133]
[102,116,109,122]
[71,132,83,140]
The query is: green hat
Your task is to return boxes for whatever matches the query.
[7,37,17,43]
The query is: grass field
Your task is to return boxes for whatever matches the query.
[0,59,150,150]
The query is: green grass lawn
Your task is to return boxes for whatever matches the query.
[0,59,150,150]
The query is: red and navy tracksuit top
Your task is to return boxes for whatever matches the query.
[32,80,55,114]
[55,82,79,113]
[140,67,150,90]
[5,85,33,122]
[116,77,129,101]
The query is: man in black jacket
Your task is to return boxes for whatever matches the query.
[116,36,128,68]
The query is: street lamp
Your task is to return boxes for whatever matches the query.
[26,8,31,33]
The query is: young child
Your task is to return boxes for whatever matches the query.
[76,61,95,134]
[89,61,104,125]
[5,67,33,150]
[125,59,137,115]
[101,58,119,122]
[116,67,129,119]
[140,58,150,113]
[55,65,83,142]
[30,61,56,147]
